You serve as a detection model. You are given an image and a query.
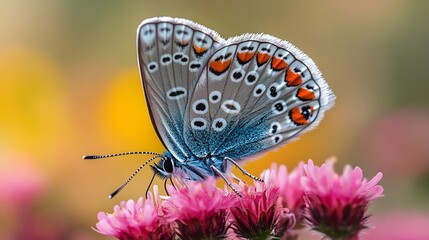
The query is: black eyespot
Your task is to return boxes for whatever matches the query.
[149,64,156,70]
[241,46,254,51]
[302,106,313,120]
[215,121,223,128]
[162,56,171,63]
[256,89,262,94]
[225,104,237,110]
[294,67,301,73]
[181,57,188,63]
[190,63,201,69]
[306,84,315,90]
[212,95,218,101]
[274,103,284,112]
[247,74,256,83]
[163,157,174,173]
[196,103,206,111]
[274,136,280,143]
[194,121,205,127]
[233,71,242,79]
[174,54,183,60]
[270,87,278,97]
[169,90,184,97]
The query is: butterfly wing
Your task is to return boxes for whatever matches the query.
[137,17,225,161]
[184,34,335,159]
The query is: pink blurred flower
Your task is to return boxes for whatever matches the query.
[361,108,429,178]
[361,212,429,240]
[0,161,46,207]
[230,179,296,239]
[301,159,384,240]
[163,178,234,239]
[94,192,174,240]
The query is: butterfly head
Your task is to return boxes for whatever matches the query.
[151,151,215,181]
[151,154,177,179]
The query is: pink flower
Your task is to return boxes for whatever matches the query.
[230,179,296,239]
[262,163,305,216]
[94,192,174,240]
[162,178,234,239]
[301,159,384,240]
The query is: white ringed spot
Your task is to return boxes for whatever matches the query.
[191,118,207,130]
[245,71,259,85]
[271,100,287,115]
[167,87,187,100]
[212,118,227,132]
[269,122,282,135]
[173,53,189,65]
[230,68,245,83]
[221,100,241,114]
[192,99,209,114]
[253,84,266,97]
[209,91,222,103]
[147,61,158,73]
[189,60,202,72]
[160,54,172,66]
[271,134,283,145]
[267,83,281,100]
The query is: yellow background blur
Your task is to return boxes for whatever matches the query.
[1,0,429,239]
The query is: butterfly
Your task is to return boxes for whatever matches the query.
[84,17,335,198]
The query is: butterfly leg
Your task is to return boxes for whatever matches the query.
[145,172,157,199]
[210,165,242,197]
[224,157,264,182]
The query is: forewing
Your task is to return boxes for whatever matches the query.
[137,17,225,161]
[185,34,335,159]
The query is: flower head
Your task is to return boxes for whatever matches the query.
[262,163,305,216]
[94,191,174,240]
[163,178,234,239]
[230,178,296,239]
[301,159,384,240]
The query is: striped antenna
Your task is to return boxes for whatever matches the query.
[83,151,162,160]
[108,154,162,199]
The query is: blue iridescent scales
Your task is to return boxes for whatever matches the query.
[85,17,335,198]
[138,16,335,185]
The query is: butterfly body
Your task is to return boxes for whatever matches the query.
[137,17,335,183]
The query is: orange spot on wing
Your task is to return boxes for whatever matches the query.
[285,68,302,87]
[237,51,255,64]
[193,44,208,56]
[271,57,288,71]
[257,52,270,66]
[289,106,314,125]
[297,88,316,101]
[209,59,232,75]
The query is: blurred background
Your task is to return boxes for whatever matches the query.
[1,0,429,239]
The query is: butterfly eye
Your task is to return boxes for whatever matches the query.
[163,156,174,173]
